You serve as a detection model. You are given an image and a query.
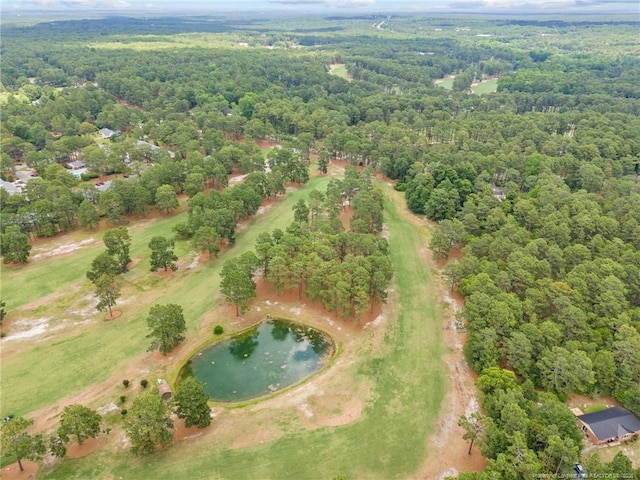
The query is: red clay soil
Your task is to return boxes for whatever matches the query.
[173,418,207,442]
[252,275,382,327]
[0,461,39,480]
[1,262,27,269]
[66,437,99,458]
[156,269,175,278]
[338,205,353,231]
[105,311,122,320]
[255,138,280,149]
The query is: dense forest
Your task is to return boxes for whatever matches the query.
[1,13,639,477]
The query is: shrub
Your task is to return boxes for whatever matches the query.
[214,325,224,335]
[140,379,149,389]
[394,182,407,192]
[120,409,127,415]
[122,379,130,388]
[119,395,126,404]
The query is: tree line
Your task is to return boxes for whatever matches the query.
[220,167,393,320]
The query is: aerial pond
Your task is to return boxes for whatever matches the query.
[184,319,335,402]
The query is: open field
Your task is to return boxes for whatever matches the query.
[329,63,351,81]
[471,78,498,95]
[434,77,454,90]
[0,176,330,418]
[434,77,498,95]
[3,169,450,479]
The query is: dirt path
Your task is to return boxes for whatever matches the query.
[386,186,486,478]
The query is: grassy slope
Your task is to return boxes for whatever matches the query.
[329,64,350,81]
[0,177,329,418]
[471,78,498,95]
[434,77,454,90]
[42,185,447,479]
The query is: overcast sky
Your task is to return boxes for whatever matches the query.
[2,0,638,14]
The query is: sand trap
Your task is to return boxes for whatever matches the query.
[32,238,96,260]
[1,317,62,342]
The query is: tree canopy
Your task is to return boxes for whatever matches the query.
[124,391,173,456]
[146,303,186,355]
[173,377,212,429]
[0,417,46,472]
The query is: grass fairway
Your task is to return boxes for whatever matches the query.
[434,77,454,90]
[329,63,351,81]
[1,176,332,418]
[40,184,447,479]
[471,78,498,95]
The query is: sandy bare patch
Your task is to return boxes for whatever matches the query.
[186,252,200,269]
[228,173,248,185]
[32,238,96,260]
[299,395,363,428]
[0,461,39,480]
[0,317,66,342]
[567,393,621,411]
[97,401,119,415]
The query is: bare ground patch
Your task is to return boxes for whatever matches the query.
[31,237,97,261]
[66,437,100,458]
[0,460,39,480]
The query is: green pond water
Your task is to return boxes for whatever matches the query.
[184,319,334,402]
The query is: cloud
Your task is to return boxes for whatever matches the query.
[21,0,133,7]
[575,0,639,4]
[24,0,57,5]
[268,0,376,7]
[449,0,637,8]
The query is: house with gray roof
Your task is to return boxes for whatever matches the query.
[577,407,640,445]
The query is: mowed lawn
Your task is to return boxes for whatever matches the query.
[471,78,498,95]
[329,63,350,81]
[41,184,448,479]
[0,176,332,418]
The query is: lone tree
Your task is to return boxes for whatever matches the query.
[0,299,6,327]
[148,236,178,272]
[124,392,173,456]
[173,377,211,428]
[1,225,32,264]
[50,404,101,458]
[86,251,121,284]
[220,252,259,316]
[458,412,483,455]
[146,303,186,355]
[94,274,121,317]
[103,227,131,273]
[0,417,46,472]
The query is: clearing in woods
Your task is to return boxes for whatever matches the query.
[3,165,471,479]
